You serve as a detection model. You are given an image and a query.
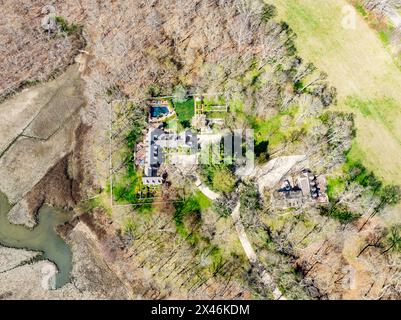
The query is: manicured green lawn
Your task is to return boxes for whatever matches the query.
[173,98,195,125]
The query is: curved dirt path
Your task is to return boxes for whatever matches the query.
[196,169,287,299]
[231,202,286,300]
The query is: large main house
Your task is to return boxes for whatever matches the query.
[142,126,198,185]
[135,97,227,186]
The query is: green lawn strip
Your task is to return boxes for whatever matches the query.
[194,190,213,210]
[326,176,346,201]
[173,98,195,126]
[203,96,226,107]
[378,30,392,46]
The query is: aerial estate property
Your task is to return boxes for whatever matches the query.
[1,0,401,305]
[131,96,329,209]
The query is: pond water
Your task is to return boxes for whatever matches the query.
[150,106,169,118]
[0,192,72,288]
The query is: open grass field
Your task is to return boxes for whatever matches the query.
[270,0,401,184]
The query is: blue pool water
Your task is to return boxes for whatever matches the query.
[150,106,169,118]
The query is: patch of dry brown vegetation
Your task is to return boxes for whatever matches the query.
[0,0,85,100]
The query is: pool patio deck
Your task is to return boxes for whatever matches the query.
[148,99,176,123]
